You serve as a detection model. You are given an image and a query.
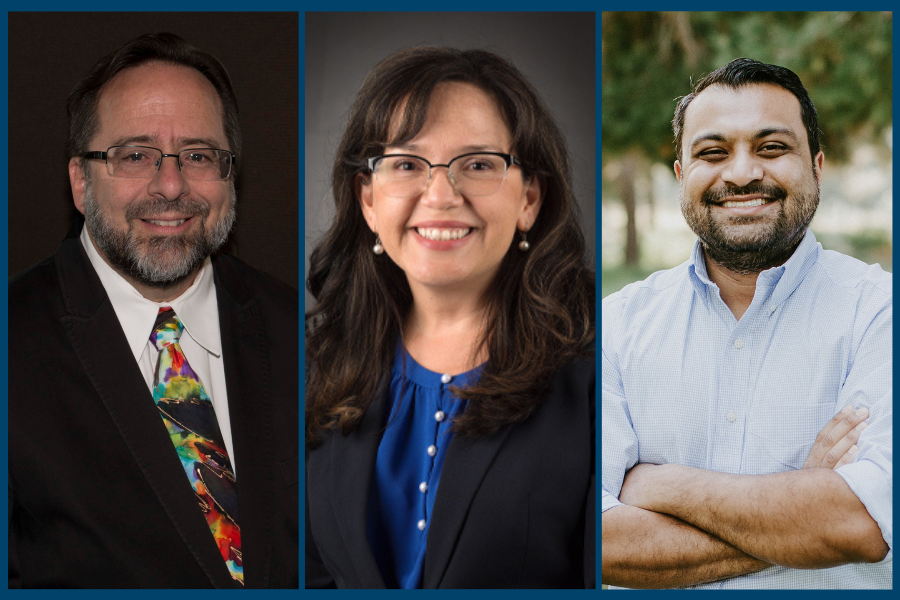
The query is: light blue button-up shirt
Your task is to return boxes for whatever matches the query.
[602,230,891,588]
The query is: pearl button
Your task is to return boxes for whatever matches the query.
[734,339,744,349]
[419,482,428,493]
[435,410,445,422]
[727,412,736,422]
[417,519,426,531]
[441,374,452,384]
[427,445,437,457]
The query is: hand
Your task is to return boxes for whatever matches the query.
[803,405,869,470]
[619,462,665,510]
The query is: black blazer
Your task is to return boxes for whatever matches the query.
[8,238,299,588]
[306,357,595,588]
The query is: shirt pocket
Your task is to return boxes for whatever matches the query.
[745,402,833,474]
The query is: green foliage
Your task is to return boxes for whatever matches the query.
[602,12,893,163]
[814,228,893,271]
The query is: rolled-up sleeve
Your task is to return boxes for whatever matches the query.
[601,295,640,514]
[835,299,892,563]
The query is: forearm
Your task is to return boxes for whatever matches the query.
[628,465,888,568]
[601,504,770,588]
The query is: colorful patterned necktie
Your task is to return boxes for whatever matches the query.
[151,307,243,586]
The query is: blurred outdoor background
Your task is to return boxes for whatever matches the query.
[601,12,892,299]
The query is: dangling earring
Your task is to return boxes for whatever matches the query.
[518,230,530,252]
[373,235,384,255]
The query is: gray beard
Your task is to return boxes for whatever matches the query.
[83,178,236,289]
[680,177,819,275]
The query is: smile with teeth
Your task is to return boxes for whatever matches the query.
[416,227,472,241]
[721,198,773,208]
[144,219,187,226]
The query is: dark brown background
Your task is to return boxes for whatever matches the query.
[8,12,299,289]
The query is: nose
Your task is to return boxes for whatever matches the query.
[420,165,462,207]
[721,149,764,187]
[147,154,190,201]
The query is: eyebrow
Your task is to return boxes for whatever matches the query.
[689,127,802,153]
[109,135,225,149]
[386,143,505,155]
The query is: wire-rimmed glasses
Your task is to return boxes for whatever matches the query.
[81,145,236,180]
[366,152,522,198]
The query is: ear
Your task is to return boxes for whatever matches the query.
[813,151,824,184]
[674,160,683,182]
[516,175,543,232]
[355,172,377,232]
[69,157,88,215]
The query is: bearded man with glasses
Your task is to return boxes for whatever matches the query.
[9,32,298,589]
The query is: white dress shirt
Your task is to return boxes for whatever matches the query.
[80,225,236,469]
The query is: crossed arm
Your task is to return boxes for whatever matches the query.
[602,408,888,588]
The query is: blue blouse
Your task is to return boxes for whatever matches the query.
[366,348,482,589]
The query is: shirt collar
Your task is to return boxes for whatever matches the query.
[688,229,820,312]
[80,225,221,362]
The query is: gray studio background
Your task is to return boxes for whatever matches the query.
[305,12,596,308]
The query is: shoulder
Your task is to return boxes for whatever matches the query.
[211,252,298,312]
[603,261,691,310]
[602,261,692,341]
[811,248,892,302]
[10,251,67,320]
[543,354,595,424]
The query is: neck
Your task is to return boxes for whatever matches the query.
[701,236,803,321]
[126,271,199,303]
[703,252,760,321]
[404,283,490,374]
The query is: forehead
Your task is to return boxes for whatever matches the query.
[389,82,510,150]
[683,83,807,148]
[94,62,226,147]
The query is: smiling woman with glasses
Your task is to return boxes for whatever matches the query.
[305,46,595,589]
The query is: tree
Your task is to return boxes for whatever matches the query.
[602,11,892,266]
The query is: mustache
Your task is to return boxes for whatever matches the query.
[701,182,787,205]
[124,198,211,221]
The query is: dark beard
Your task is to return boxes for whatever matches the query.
[84,189,235,289]
[681,179,819,275]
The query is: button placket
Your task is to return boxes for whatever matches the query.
[419,373,453,533]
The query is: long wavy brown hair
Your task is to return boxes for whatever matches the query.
[306,47,594,448]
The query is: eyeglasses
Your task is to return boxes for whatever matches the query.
[81,145,236,180]
[366,152,522,198]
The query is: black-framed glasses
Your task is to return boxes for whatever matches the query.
[366,152,522,198]
[82,145,236,181]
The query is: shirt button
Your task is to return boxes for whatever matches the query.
[734,339,744,349]
[427,445,437,457]
[727,412,736,422]
[417,519,426,531]
[435,410,445,422]
[441,374,452,384]
[419,482,428,493]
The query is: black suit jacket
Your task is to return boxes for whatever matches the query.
[8,238,299,588]
[306,357,595,588]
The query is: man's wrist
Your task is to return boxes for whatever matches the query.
[621,463,689,514]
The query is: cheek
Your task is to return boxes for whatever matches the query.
[198,185,232,212]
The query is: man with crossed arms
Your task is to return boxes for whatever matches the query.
[602,59,891,588]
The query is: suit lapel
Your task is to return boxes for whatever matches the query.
[328,380,389,588]
[422,424,514,588]
[57,239,237,588]
[212,254,276,589]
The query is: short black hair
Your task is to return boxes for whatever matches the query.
[66,32,241,169]
[673,58,820,162]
